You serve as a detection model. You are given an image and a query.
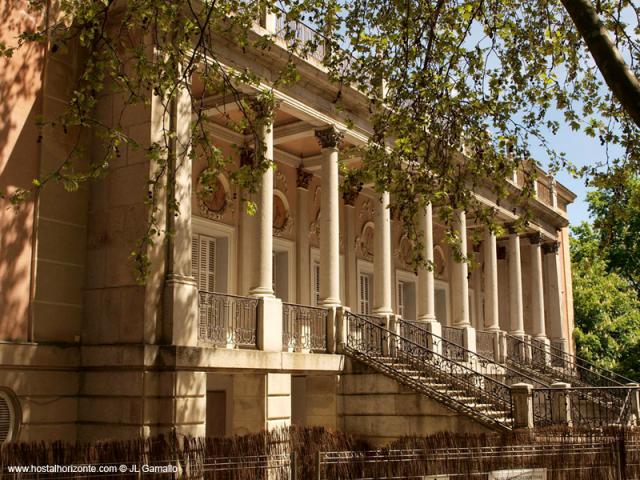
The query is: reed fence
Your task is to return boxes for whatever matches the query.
[1,427,638,479]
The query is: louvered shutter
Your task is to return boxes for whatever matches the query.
[192,236,199,283]
[312,262,320,306]
[0,394,13,443]
[193,234,217,292]
[397,281,405,318]
[359,273,370,314]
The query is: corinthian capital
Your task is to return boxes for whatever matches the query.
[315,126,344,149]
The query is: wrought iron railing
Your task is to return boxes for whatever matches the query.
[282,303,328,352]
[476,330,496,361]
[441,325,464,349]
[398,320,549,392]
[505,334,637,389]
[198,292,258,348]
[533,386,640,428]
[345,312,514,431]
[274,9,325,63]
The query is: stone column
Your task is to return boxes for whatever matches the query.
[343,190,359,311]
[483,229,500,331]
[544,241,566,350]
[249,108,275,298]
[163,85,198,346]
[417,203,436,322]
[508,227,525,336]
[530,233,547,340]
[296,168,312,305]
[452,210,470,327]
[315,127,342,307]
[373,191,393,314]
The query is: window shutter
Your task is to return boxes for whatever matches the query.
[397,281,405,318]
[192,235,199,283]
[312,262,320,306]
[359,274,370,314]
[195,235,217,292]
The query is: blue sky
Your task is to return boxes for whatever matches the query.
[530,125,596,227]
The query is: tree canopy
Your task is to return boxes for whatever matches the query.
[1,0,639,276]
[571,220,640,380]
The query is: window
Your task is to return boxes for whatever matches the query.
[192,233,217,292]
[359,273,372,314]
[435,280,450,325]
[396,278,417,320]
[273,250,290,301]
[0,389,19,443]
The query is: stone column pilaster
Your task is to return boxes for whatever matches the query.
[163,85,198,346]
[373,191,392,314]
[343,189,359,311]
[508,227,525,336]
[315,127,342,307]
[417,203,436,322]
[452,210,470,327]
[483,228,500,331]
[544,240,566,349]
[530,233,547,340]
[249,103,275,298]
[296,168,312,305]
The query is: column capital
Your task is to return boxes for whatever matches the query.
[543,241,561,254]
[315,126,344,149]
[529,232,543,244]
[296,167,313,190]
[240,145,254,167]
[247,94,278,121]
[506,222,520,235]
[342,187,360,206]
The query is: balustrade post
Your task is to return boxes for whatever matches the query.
[257,297,283,352]
[425,321,443,356]
[627,383,640,425]
[550,382,572,426]
[462,327,476,359]
[335,306,349,354]
[498,331,508,364]
[326,305,337,354]
[491,330,502,364]
[512,383,534,429]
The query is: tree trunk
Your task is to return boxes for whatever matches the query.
[561,0,640,127]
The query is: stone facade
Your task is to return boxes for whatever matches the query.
[0,1,576,443]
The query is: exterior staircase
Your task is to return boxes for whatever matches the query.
[343,311,515,432]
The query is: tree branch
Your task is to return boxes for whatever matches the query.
[560,0,640,126]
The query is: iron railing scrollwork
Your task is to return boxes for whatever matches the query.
[345,312,514,431]
[282,303,328,352]
[476,330,496,361]
[506,334,636,391]
[198,292,258,348]
[398,319,549,424]
[533,386,640,428]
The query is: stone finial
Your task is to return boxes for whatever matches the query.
[296,167,313,190]
[529,232,543,244]
[543,241,560,254]
[315,127,343,149]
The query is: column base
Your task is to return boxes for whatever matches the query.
[320,297,342,308]
[417,314,437,323]
[249,286,275,298]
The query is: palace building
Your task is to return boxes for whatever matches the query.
[0,3,586,445]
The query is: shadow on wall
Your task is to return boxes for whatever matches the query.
[0,0,46,341]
